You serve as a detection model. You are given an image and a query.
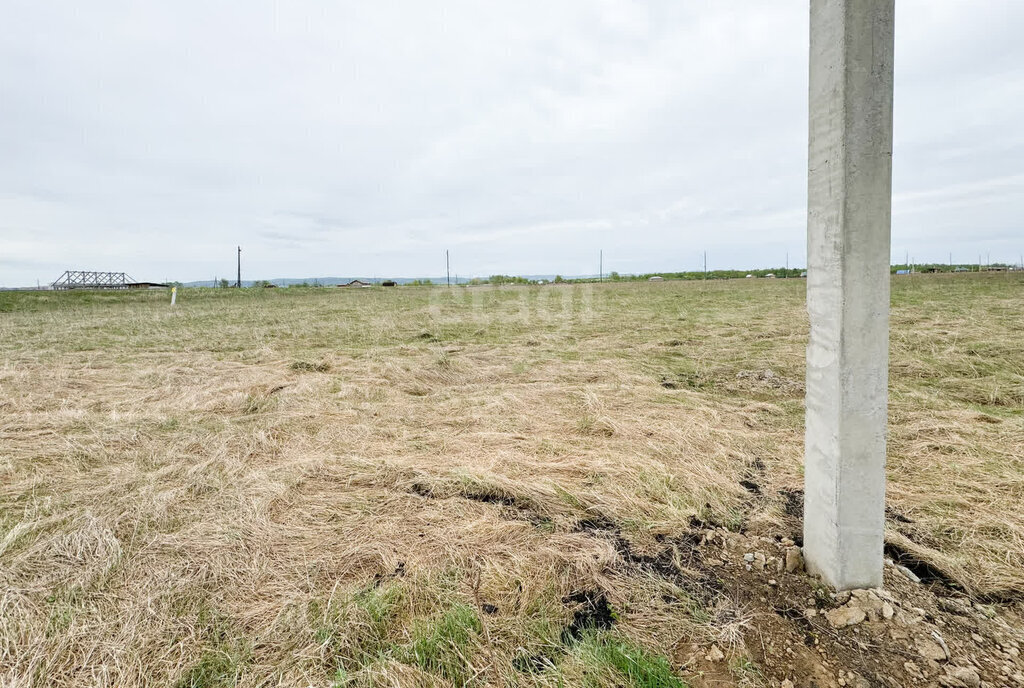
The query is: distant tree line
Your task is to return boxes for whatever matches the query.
[889,263,1014,273]
[194,262,1015,291]
[573,268,807,282]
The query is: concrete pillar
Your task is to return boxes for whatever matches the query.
[804,0,894,590]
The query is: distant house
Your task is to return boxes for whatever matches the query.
[338,279,371,288]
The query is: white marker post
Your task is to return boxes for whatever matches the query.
[171,286,177,306]
[804,0,894,590]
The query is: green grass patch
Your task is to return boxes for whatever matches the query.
[572,631,688,688]
[176,608,250,688]
[310,583,408,673]
[176,645,249,688]
[403,603,482,686]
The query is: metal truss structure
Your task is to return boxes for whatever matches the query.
[51,271,136,290]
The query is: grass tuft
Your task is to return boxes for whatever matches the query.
[290,360,331,373]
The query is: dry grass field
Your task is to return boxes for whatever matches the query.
[1,274,1022,687]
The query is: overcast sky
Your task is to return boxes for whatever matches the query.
[1,1,1022,285]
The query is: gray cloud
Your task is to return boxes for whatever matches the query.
[1,1,1022,285]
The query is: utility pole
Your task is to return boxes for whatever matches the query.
[236,246,242,288]
[446,250,450,287]
[804,0,894,591]
[599,249,603,282]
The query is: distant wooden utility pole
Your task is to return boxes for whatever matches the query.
[236,246,242,288]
